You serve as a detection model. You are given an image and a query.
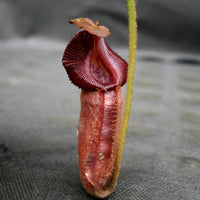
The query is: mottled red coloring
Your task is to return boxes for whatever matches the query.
[78,88,123,197]
[62,17,127,198]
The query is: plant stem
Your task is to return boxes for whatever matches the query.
[113,0,137,187]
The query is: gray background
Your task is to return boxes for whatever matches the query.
[0,0,200,51]
[1,0,200,200]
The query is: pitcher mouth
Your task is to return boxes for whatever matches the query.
[62,18,127,91]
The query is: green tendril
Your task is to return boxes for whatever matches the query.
[113,0,137,187]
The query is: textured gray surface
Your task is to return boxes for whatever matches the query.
[0,38,200,199]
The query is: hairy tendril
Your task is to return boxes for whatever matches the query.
[111,0,137,190]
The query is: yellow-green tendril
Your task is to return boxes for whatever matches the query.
[112,0,137,189]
